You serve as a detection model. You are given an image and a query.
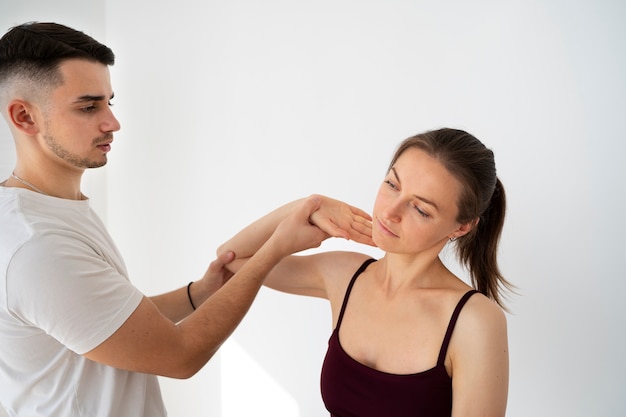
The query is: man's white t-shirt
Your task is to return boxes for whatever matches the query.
[0,187,166,416]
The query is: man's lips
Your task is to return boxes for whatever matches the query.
[94,134,113,152]
[95,137,113,152]
[97,143,111,152]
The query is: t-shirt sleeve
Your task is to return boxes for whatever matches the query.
[6,231,144,355]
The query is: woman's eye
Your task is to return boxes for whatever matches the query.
[384,180,397,189]
[414,205,429,218]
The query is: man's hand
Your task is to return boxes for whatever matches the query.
[267,196,330,257]
[196,251,236,301]
[308,194,375,246]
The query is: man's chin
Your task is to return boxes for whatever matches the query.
[85,157,108,169]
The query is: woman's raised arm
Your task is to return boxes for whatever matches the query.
[216,194,373,268]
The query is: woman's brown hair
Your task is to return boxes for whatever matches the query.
[388,128,513,308]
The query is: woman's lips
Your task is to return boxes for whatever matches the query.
[376,218,398,238]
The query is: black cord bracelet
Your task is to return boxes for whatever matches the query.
[187,281,196,310]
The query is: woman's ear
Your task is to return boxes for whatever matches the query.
[8,100,39,135]
[449,218,479,240]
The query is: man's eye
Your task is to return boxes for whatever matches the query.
[81,105,97,113]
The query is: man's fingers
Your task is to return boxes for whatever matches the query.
[303,195,322,216]
[209,250,235,271]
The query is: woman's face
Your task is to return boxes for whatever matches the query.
[372,147,468,255]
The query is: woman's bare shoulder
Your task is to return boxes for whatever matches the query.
[449,292,509,415]
[312,251,376,277]
[450,292,508,360]
[310,251,375,296]
[458,292,507,331]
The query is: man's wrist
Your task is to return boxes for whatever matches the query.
[186,282,197,310]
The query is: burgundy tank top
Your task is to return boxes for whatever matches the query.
[320,259,479,417]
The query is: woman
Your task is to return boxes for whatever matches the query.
[218,128,512,416]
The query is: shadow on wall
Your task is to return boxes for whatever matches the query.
[222,288,332,416]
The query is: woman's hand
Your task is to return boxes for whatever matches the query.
[309,194,375,246]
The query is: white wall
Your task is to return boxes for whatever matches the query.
[1,1,625,416]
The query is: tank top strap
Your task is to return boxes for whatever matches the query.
[436,290,480,366]
[335,258,377,330]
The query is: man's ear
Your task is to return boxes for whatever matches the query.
[7,100,40,135]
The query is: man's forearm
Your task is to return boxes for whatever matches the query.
[150,286,194,323]
[216,199,301,260]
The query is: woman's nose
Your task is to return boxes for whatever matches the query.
[382,199,403,222]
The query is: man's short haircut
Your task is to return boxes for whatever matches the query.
[0,22,115,97]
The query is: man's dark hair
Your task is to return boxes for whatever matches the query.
[0,21,114,90]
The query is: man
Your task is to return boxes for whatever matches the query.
[0,22,372,416]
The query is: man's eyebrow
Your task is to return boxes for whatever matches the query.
[74,93,114,102]
[391,166,440,211]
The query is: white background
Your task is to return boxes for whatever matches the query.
[1,1,625,416]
